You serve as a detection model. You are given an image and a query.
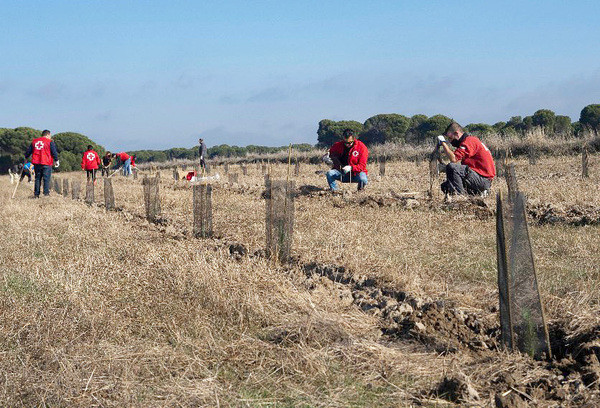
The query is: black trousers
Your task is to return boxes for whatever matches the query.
[441,163,491,195]
[87,169,97,182]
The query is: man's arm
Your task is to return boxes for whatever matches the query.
[440,142,458,163]
[50,141,59,161]
[330,155,342,169]
[24,143,33,159]
[329,143,343,169]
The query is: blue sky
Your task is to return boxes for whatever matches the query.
[1,0,599,150]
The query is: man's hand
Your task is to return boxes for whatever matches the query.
[342,165,352,173]
[54,160,60,168]
[437,135,447,145]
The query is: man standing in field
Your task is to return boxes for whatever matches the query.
[24,129,59,198]
[437,121,495,196]
[81,145,101,184]
[101,151,112,177]
[198,138,208,172]
[326,129,369,192]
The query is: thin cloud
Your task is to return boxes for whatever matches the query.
[95,111,112,121]
[0,80,10,94]
[172,73,195,89]
[199,126,288,147]
[29,82,68,100]
[219,95,239,104]
[246,86,289,103]
[505,69,600,119]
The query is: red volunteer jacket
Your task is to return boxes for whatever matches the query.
[329,139,369,175]
[117,152,130,162]
[81,150,101,170]
[31,137,55,166]
[454,135,496,179]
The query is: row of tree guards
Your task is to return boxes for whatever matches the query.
[52,146,590,358]
[176,158,390,179]
[501,145,591,179]
[50,171,296,262]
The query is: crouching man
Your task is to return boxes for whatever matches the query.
[438,121,495,196]
[326,129,368,192]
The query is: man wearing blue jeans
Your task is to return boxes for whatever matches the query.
[24,129,59,197]
[326,129,369,192]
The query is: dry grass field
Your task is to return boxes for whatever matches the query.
[1,154,599,407]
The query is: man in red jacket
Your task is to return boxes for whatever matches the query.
[24,129,59,198]
[326,129,369,192]
[438,121,495,196]
[81,145,101,184]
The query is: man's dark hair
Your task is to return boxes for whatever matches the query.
[87,145,93,150]
[41,129,51,136]
[443,121,463,135]
[342,129,355,138]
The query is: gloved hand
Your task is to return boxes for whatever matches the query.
[342,165,352,173]
[437,135,447,145]
[54,160,60,168]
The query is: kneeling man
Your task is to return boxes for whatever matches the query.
[438,122,495,196]
[326,129,368,192]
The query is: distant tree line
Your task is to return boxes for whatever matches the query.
[317,104,600,146]
[2,104,599,171]
[0,126,314,172]
[128,143,314,164]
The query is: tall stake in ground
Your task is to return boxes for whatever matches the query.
[582,145,589,179]
[104,178,115,210]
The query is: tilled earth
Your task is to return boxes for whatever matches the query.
[36,177,600,406]
[297,262,600,406]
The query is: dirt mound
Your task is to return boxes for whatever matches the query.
[302,263,497,354]
[302,262,600,405]
[324,190,495,219]
[297,184,328,197]
[434,374,480,405]
[528,201,600,226]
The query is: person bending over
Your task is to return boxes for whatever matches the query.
[437,121,495,196]
[20,162,34,183]
[326,129,369,192]
[114,152,131,176]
